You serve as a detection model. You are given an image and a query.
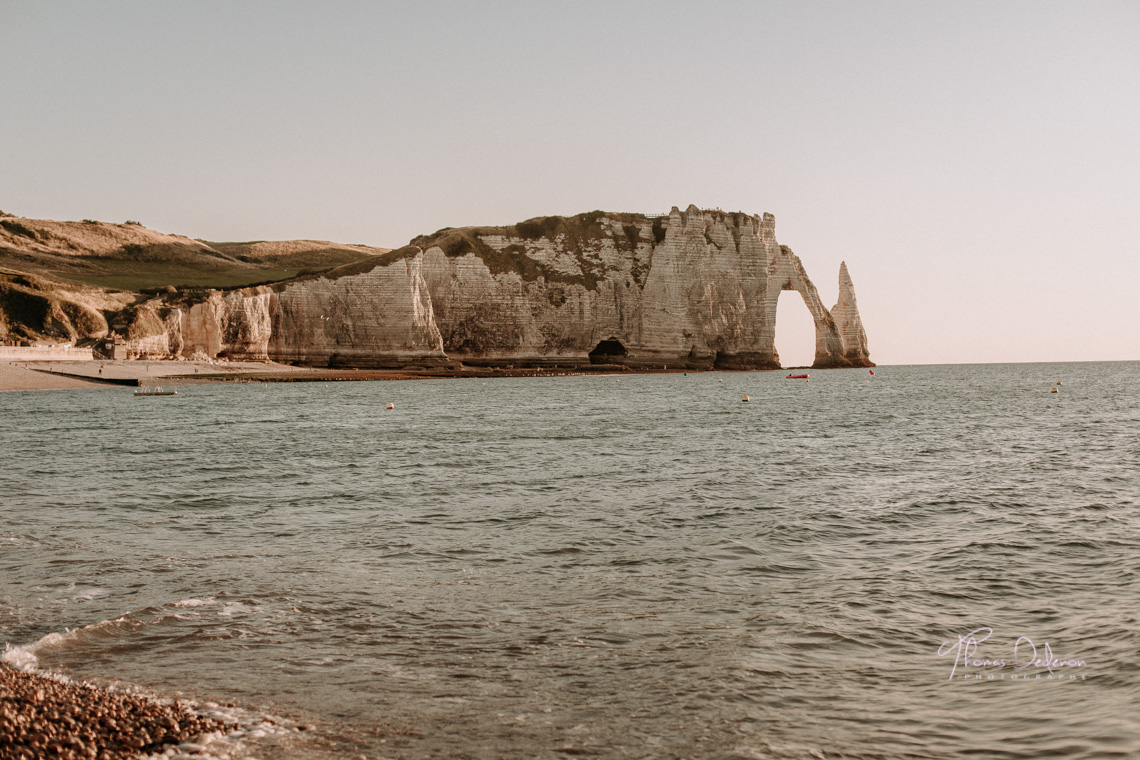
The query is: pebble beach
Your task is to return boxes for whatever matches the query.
[0,664,233,760]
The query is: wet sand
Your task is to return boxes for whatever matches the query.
[0,663,233,760]
[0,362,104,392]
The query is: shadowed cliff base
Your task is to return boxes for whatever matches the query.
[714,351,782,371]
[0,207,872,371]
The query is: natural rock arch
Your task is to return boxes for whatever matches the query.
[772,289,818,368]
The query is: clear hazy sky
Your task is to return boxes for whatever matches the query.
[3,1,1137,366]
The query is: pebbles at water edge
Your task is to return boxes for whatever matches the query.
[0,663,235,759]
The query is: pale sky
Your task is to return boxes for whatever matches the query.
[3,1,1137,366]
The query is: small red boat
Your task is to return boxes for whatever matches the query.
[786,373,809,379]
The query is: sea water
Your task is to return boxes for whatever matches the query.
[2,363,1138,759]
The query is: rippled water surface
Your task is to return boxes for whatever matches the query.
[2,363,1138,759]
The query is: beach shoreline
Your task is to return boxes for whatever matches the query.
[0,358,738,393]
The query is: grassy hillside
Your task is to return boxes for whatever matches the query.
[0,212,392,343]
[0,215,387,291]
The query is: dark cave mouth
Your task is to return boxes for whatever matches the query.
[588,339,627,364]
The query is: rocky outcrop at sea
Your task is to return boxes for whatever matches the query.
[118,206,873,370]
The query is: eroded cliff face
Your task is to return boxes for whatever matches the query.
[411,205,871,368]
[267,255,445,367]
[123,257,447,367]
[122,206,872,369]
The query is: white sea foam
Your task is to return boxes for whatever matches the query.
[0,613,161,671]
[75,588,107,602]
[1,623,112,671]
[172,598,215,608]
[3,599,241,676]
[136,710,302,760]
[217,602,255,617]
[2,639,47,671]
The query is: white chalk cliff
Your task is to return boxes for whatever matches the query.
[123,206,872,369]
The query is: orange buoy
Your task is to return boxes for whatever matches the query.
[742,395,750,402]
[1050,387,1058,393]
[386,402,395,409]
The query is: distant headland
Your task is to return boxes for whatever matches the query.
[0,206,871,371]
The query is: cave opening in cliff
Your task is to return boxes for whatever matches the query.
[588,339,627,364]
[775,291,816,368]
